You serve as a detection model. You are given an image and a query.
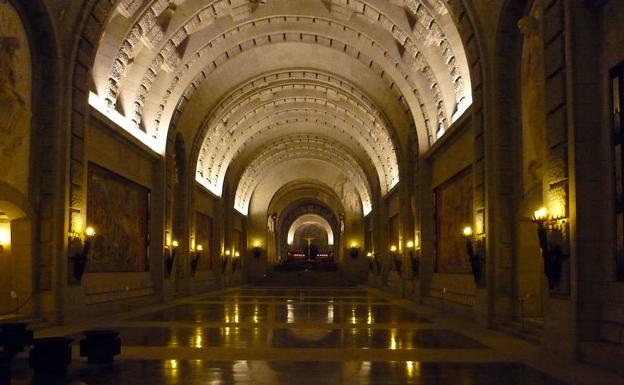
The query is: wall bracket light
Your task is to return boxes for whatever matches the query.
[221,250,231,273]
[164,240,178,278]
[367,252,375,272]
[531,207,569,290]
[349,243,360,259]
[69,226,96,282]
[389,245,401,274]
[232,251,240,273]
[406,240,419,278]
[463,226,486,286]
[190,244,202,277]
[252,245,262,259]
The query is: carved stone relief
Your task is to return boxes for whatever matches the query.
[519,0,547,195]
[0,2,31,195]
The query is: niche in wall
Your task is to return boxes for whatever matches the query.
[434,167,473,274]
[87,163,150,273]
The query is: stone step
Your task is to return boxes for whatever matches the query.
[500,318,543,345]
[0,317,51,331]
[255,271,351,287]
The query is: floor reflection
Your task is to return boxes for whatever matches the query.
[87,327,485,350]
[8,286,573,385]
[272,303,429,324]
[10,359,567,385]
[129,303,269,323]
[195,296,389,304]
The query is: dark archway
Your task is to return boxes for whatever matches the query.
[277,200,340,263]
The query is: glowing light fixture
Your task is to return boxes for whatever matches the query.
[406,240,414,249]
[389,245,397,253]
[85,227,96,237]
[463,226,473,237]
[533,207,548,222]
[0,227,10,249]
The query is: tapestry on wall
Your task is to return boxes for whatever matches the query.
[434,167,473,274]
[195,212,213,270]
[87,163,149,272]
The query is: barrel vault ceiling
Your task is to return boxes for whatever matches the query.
[89,0,472,216]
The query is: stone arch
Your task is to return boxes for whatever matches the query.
[277,200,341,263]
[188,69,400,198]
[491,0,546,324]
[287,214,335,246]
[0,0,60,320]
[232,135,372,216]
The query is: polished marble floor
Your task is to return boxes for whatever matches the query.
[8,286,624,384]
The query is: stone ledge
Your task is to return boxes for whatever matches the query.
[579,341,624,377]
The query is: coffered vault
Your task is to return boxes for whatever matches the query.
[89,0,472,214]
[234,135,372,215]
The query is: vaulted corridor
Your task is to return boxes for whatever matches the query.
[3,0,624,383]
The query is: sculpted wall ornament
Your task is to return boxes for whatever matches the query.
[518,1,547,193]
[0,2,31,194]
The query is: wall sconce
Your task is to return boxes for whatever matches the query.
[0,226,10,253]
[190,244,202,277]
[164,239,178,278]
[221,249,231,273]
[531,207,568,290]
[69,226,96,281]
[389,245,401,274]
[232,251,240,272]
[367,251,375,272]
[349,242,360,259]
[252,243,262,259]
[463,226,486,286]
[406,240,419,277]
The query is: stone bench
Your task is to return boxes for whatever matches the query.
[29,337,73,375]
[0,350,10,384]
[80,329,121,363]
[0,322,34,359]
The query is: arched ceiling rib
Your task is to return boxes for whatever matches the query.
[268,180,346,219]
[154,15,439,137]
[233,135,371,216]
[248,158,367,219]
[224,117,384,193]
[193,70,398,197]
[91,0,473,156]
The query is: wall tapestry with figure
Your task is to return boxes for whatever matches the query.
[195,212,213,270]
[87,163,149,272]
[434,167,473,273]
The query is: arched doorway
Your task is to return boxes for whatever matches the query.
[0,0,37,319]
[276,200,341,268]
[0,193,34,318]
[288,214,335,260]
